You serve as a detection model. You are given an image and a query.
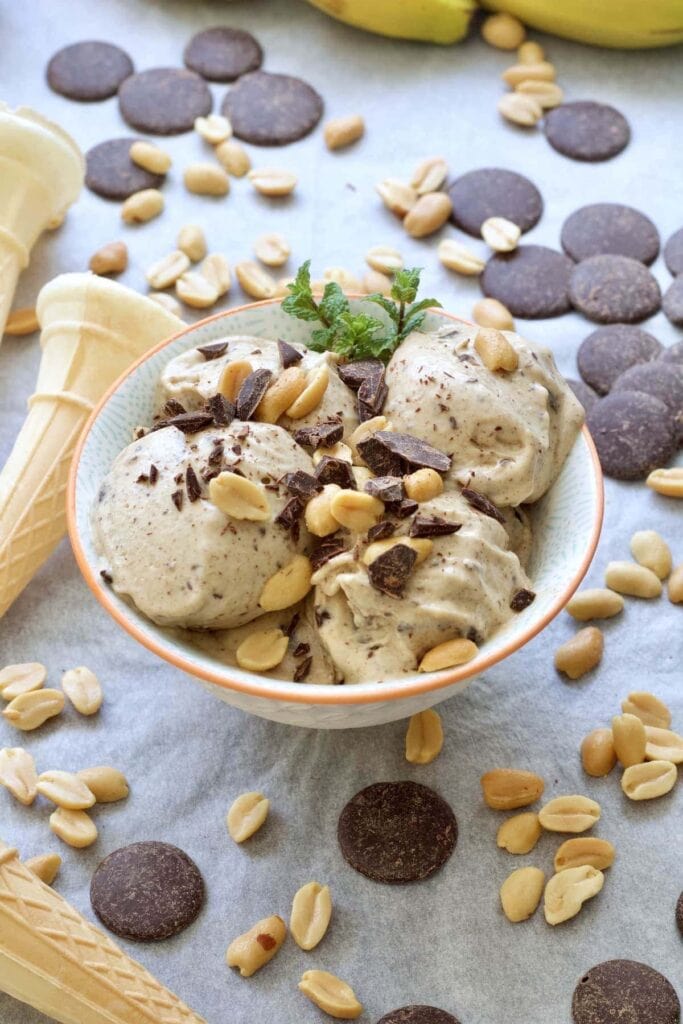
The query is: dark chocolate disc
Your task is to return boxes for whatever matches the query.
[47,41,134,101]
[561,203,659,265]
[544,101,630,162]
[184,26,263,82]
[587,391,676,480]
[377,1008,461,1024]
[611,361,683,440]
[663,276,683,326]
[569,255,661,324]
[664,227,683,276]
[222,71,323,146]
[482,245,573,318]
[85,137,165,200]
[577,325,662,396]
[659,341,683,366]
[572,960,680,1024]
[119,68,212,135]
[447,167,542,237]
[567,378,599,413]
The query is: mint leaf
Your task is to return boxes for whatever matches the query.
[399,297,441,340]
[318,282,350,324]
[328,311,386,359]
[281,260,321,323]
[364,293,400,323]
[391,267,422,304]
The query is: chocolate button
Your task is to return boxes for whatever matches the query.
[577,325,662,396]
[611,362,683,440]
[544,101,630,162]
[572,960,680,1024]
[567,378,599,413]
[659,341,683,366]
[184,26,263,82]
[119,68,212,135]
[222,70,323,146]
[482,245,573,318]
[587,391,676,480]
[664,227,683,276]
[561,203,659,265]
[447,167,542,237]
[85,137,165,200]
[663,276,683,326]
[47,41,134,101]
[569,256,661,324]
[377,1008,461,1024]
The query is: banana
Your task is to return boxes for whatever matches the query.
[480,0,683,48]
[304,0,476,44]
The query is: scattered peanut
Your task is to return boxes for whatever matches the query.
[235,260,277,300]
[645,466,683,497]
[438,238,485,276]
[481,217,521,253]
[669,563,683,604]
[177,224,207,262]
[89,241,128,276]
[313,442,353,466]
[219,360,253,402]
[515,79,564,108]
[323,267,363,292]
[363,537,433,567]
[24,852,62,886]
[481,769,545,811]
[209,472,270,521]
[498,92,543,127]
[475,327,519,372]
[77,766,129,803]
[227,915,287,977]
[323,114,365,151]
[518,41,545,64]
[184,162,230,196]
[404,468,444,502]
[49,807,98,848]
[419,637,478,673]
[259,555,313,611]
[0,747,38,805]
[612,713,646,768]
[194,113,232,144]
[4,308,39,336]
[290,882,332,951]
[644,726,683,764]
[538,795,600,833]
[215,139,251,177]
[554,837,615,873]
[604,561,662,598]
[405,708,444,765]
[403,191,453,238]
[2,689,65,731]
[0,662,46,701]
[248,168,297,197]
[298,970,363,1020]
[365,244,404,275]
[566,588,624,621]
[201,253,232,297]
[621,760,677,801]
[285,364,329,419]
[227,792,270,843]
[254,233,291,267]
[305,484,342,538]
[472,297,514,330]
[481,12,526,49]
[36,770,96,811]
[581,728,616,778]
[121,188,164,224]
[129,140,171,174]
[554,627,603,680]
[236,628,289,673]
[621,691,671,729]
[176,270,220,308]
[629,529,672,580]
[502,61,557,87]
[330,489,383,532]
[410,156,448,195]
[496,812,542,855]
[363,269,392,295]
[544,866,604,925]
[256,367,307,423]
[376,178,417,218]
[146,251,190,290]
[500,866,545,923]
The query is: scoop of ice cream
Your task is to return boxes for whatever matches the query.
[158,335,359,435]
[95,420,314,629]
[312,489,530,683]
[383,325,584,506]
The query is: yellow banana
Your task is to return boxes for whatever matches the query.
[480,0,683,48]
[304,0,476,44]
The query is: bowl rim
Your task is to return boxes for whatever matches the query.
[67,298,604,706]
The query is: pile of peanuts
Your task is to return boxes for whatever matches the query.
[480,13,563,129]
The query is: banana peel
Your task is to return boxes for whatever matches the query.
[480,0,683,48]
[304,0,476,44]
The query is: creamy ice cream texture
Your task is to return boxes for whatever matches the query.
[95,322,583,683]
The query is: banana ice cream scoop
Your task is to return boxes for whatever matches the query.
[384,324,584,507]
[312,489,531,683]
[94,420,314,629]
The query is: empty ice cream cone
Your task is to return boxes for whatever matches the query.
[0,273,183,618]
[0,841,206,1024]
[0,104,83,343]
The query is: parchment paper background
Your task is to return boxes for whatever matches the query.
[0,2,681,1022]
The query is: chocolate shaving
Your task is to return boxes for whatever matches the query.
[356,435,403,477]
[164,398,187,417]
[410,515,462,538]
[100,569,113,584]
[315,456,356,490]
[367,520,396,542]
[293,656,312,682]
[149,464,159,485]
[185,466,202,502]
[275,496,303,531]
[310,536,348,572]
[136,473,149,484]
[284,612,300,638]
[358,382,388,423]
[277,338,303,368]
[197,340,229,361]
[156,411,215,435]
[357,370,387,415]
[367,543,417,597]
[293,642,310,659]
[387,498,419,519]
[337,358,384,392]
[461,487,505,524]
[283,470,323,499]
[208,443,224,467]
[374,431,451,473]
[235,368,272,420]
[364,476,405,503]
[171,489,184,511]
[207,393,235,427]
[293,418,344,450]
[510,588,536,611]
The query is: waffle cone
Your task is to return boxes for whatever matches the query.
[0,274,182,617]
[0,842,206,1024]
[0,104,83,342]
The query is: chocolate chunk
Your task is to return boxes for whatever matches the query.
[374,431,451,473]
[367,520,396,542]
[577,325,663,396]
[660,341,683,366]
[482,245,573,319]
[611,362,683,439]
[315,456,356,490]
[185,466,202,502]
[367,543,417,597]
[149,464,159,485]
[293,657,313,682]
[448,167,543,237]
[278,337,304,368]
[572,960,680,1024]
[85,138,165,200]
[47,41,134,102]
[561,203,660,265]
[183,26,263,82]
[664,227,683,277]
[163,411,215,434]
[221,70,323,146]
[293,642,310,658]
[294,418,344,450]
[356,435,404,477]
[410,515,461,538]
[338,781,458,884]
[378,1008,461,1024]
[235,368,272,420]
[136,473,149,484]
[544,101,630,162]
[90,841,205,942]
[284,612,300,638]
[197,340,229,360]
[119,68,212,135]
[511,588,536,611]
[388,498,419,519]
[100,569,113,584]
[357,366,387,415]
[171,489,184,511]
[587,391,676,480]
[164,399,186,418]
[208,443,224,468]
[461,487,505,524]
[207,393,235,426]
[676,891,683,937]
[275,496,303,531]
[567,379,599,413]
[364,476,405,503]
[663,276,683,326]
[337,358,385,392]
[569,255,661,324]
[283,470,323,499]
[310,537,348,572]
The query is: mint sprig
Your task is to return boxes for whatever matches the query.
[281,260,440,363]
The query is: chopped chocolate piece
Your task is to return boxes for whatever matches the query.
[461,487,505,524]
[235,424,250,439]
[197,340,229,360]
[293,642,310,658]
[310,537,348,572]
[356,436,404,476]
[149,464,159,485]
[136,473,149,484]
[207,443,224,467]
[164,398,187,417]
[357,367,387,413]
[278,337,303,368]
[207,392,235,426]
[284,612,300,638]
[337,358,385,391]
[358,382,388,423]
[171,489,184,511]
[367,543,417,597]
[275,496,303,531]
[100,569,113,584]
[294,418,344,450]
[510,588,536,611]
[185,466,202,502]
[367,520,396,542]
[235,368,272,420]
[315,456,356,490]
[293,656,312,682]
[375,431,451,473]
[283,470,323,499]
[364,476,405,503]
[410,515,462,538]
[387,499,419,519]
[159,411,215,434]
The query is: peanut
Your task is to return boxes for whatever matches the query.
[604,560,662,598]
[472,298,514,330]
[500,866,545,923]
[313,442,353,466]
[645,466,683,497]
[49,807,98,848]
[254,233,291,267]
[366,244,404,275]
[227,915,286,977]
[2,689,65,731]
[0,747,38,805]
[348,416,390,461]
[61,666,103,716]
[630,529,672,580]
[256,368,307,423]
[438,238,485,276]
[544,866,604,925]
[129,141,171,174]
[24,853,62,886]
[363,269,392,295]
[177,224,207,262]
[481,769,545,811]
[0,662,46,700]
[121,188,164,224]
[286,365,329,418]
[502,61,556,87]
[621,760,677,801]
[209,472,270,522]
[259,555,313,611]
[611,713,646,768]
[515,79,564,108]
[146,251,191,290]
[566,588,624,621]
[580,728,616,778]
[538,795,600,833]
[201,253,232,297]
[77,766,129,803]
[184,162,230,196]
[644,726,683,764]
[219,360,253,402]
[404,468,444,502]
[298,970,363,1020]
[290,882,332,951]
[669,563,683,604]
[419,637,478,673]
[37,770,96,810]
[227,792,270,843]
[248,168,297,197]
[554,626,603,679]
[554,837,615,873]
[323,114,364,151]
[215,139,251,177]
[405,708,444,765]
[481,216,521,252]
[518,41,545,64]
[363,537,433,567]
[330,489,383,532]
[498,92,543,127]
[475,327,519,372]
[175,271,219,308]
[621,691,671,729]
[410,156,448,195]
[89,241,128,276]
[305,484,342,537]
[236,629,288,672]
[376,178,417,218]
[194,113,232,144]
[403,191,453,238]
[481,12,526,49]
[235,260,277,300]
[496,812,542,855]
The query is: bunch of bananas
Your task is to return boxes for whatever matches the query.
[304,0,683,48]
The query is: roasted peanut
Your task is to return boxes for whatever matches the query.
[175,271,219,308]
[566,588,624,621]
[201,253,231,297]
[37,770,96,810]
[481,769,545,811]
[0,747,38,805]
[77,766,129,803]
[518,41,545,63]
[496,812,542,855]
[644,726,683,764]
[669,563,683,604]
[227,915,286,977]
[515,79,564,108]
[502,61,556,87]
[61,666,103,716]
[544,866,604,925]
[630,529,672,580]
[580,728,616,778]
[646,466,683,497]
[195,113,232,144]
[49,807,98,848]
[177,224,207,262]
[89,241,128,276]
[538,795,600,833]
[500,866,544,922]
[129,140,171,174]
[330,489,383,532]
[323,267,363,292]
[219,360,253,402]
[554,627,603,679]
[410,156,449,195]
[235,260,277,300]
[404,468,444,502]
[4,307,38,335]
[554,837,615,873]
[236,629,289,673]
[481,11,526,49]
[256,368,307,423]
[254,233,291,267]
[365,244,404,274]
[472,298,514,330]
[475,327,519,372]
[184,162,230,196]
[227,792,270,843]
[403,191,453,238]
[363,269,393,295]
[363,537,433,567]
[259,555,313,611]
[405,708,444,765]
[376,178,417,218]
[605,561,662,598]
[0,662,46,700]
[147,251,192,290]
[121,188,164,224]
[3,689,65,731]
[498,92,543,127]
[419,637,478,673]
[481,216,521,252]
[24,852,62,886]
[298,970,363,1020]
[313,442,353,466]
[209,472,270,521]
[290,882,332,950]
[438,238,485,276]
[621,691,671,729]
[324,114,364,150]
[248,168,297,197]
[286,365,330,419]
[305,484,342,538]
[612,713,646,768]
[621,759,677,800]
[215,139,251,177]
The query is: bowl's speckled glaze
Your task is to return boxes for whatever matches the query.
[68,300,603,728]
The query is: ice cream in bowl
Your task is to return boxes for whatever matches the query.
[68,267,603,728]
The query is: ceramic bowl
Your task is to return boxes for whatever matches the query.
[68,300,603,729]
